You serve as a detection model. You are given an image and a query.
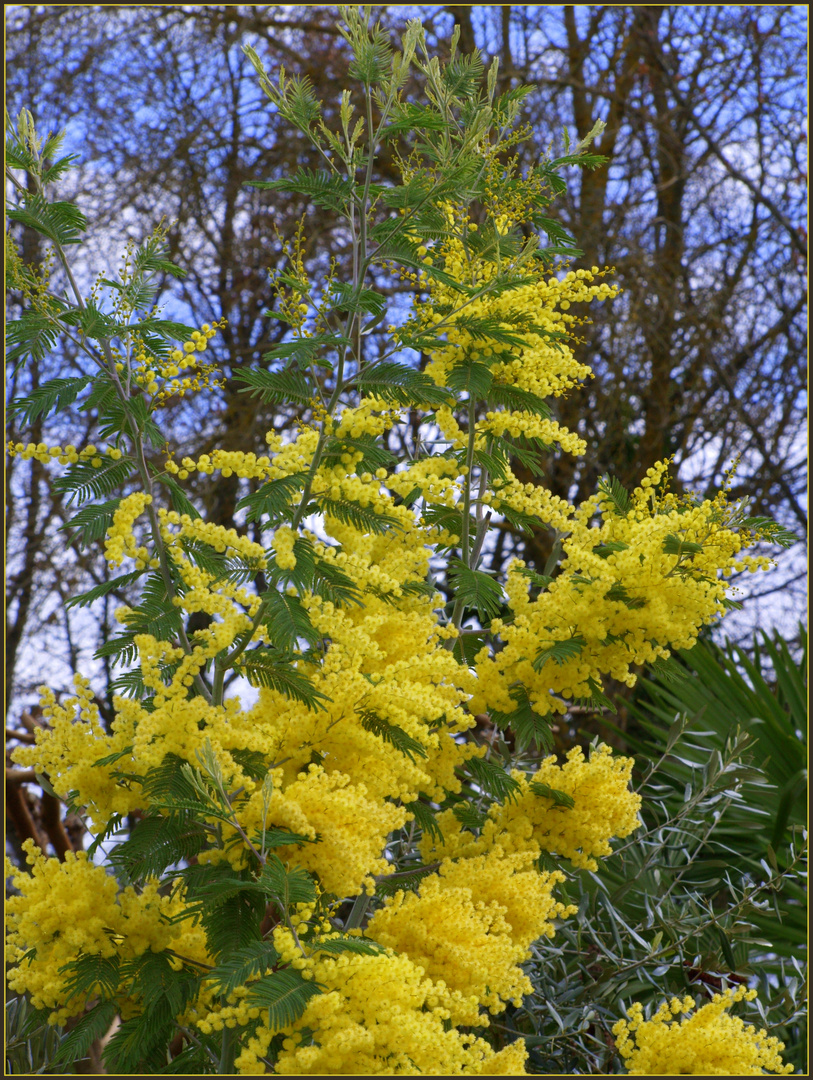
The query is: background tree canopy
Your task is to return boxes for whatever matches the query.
[6,3,806,716]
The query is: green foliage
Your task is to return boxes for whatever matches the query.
[661,532,704,557]
[5,306,65,364]
[248,168,354,212]
[533,636,586,672]
[447,559,504,621]
[234,367,314,405]
[740,517,799,549]
[375,863,439,897]
[62,955,122,1003]
[355,359,451,407]
[236,649,331,711]
[597,473,631,516]
[322,434,396,474]
[202,890,267,959]
[507,707,807,1074]
[357,709,428,763]
[259,855,318,907]
[575,675,617,715]
[52,456,134,505]
[61,498,122,548]
[260,589,319,651]
[206,942,280,998]
[313,493,401,535]
[309,936,386,957]
[108,814,209,885]
[5,995,72,1075]
[7,194,87,245]
[245,970,323,1031]
[237,472,309,524]
[404,797,444,844]
[53,1001,118,1066]
[490,686,556,753]
[630,628,807,852]
[528,781,575,809]
[65,568,140,609]
[463,754,522,804]
[9,375,93,425]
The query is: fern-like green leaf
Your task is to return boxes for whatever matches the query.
[404,798,444,843]
[52,456,134,506]
[492,433,549,477]
[380,103,448,139]
[206,942,279,998]
[61,955,121,1004]
[356,360,450,407]
[53,1001,118,1066]
[309,936,386,957]
[259,854,318,907]
[490,686,555,753]
[248,168,353,212]
[463,756,521,804]
[511,565,553,590]
[61,498,122,548]
[315,494,401,536]
[229,747,271,781]
[662,533,703,557]
[495,501,544,535]
[108,814,209,884]
[357,709,428,763]
[447,560,503,621]
[598,474,631,516]
[102,1011,174,1075]
[533,636,586,673]
[139,753,204,803]
[647,656,689,684]
[246,970,323,1030]
[202,890,266,959]
[375,863,439,897]
[739,516,799,549]
[528,781,575,809]
[322,434,396,475]
[421,504,465,539]
[156,472,201,520]
[237,650,331,711]
[9,375,93,425]
[234,367,313,404]
[603,583,646,609]
[592,540,630,558]
[574,676,617,715]
[311,555,364,607]
[254,826,316,851]
[327,282,387,317]
[261,590,319,651]
[5,308,63,363]
[446,359,493,397]
[7,195,87,246]
[119,951,198,1016]
[65,570,142,610]
[452,802,488,829]
[487,383,552,418]
[237,472,308,524]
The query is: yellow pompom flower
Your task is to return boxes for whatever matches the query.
[367,869,534,1015]
[492,744,642,870]
[268,928,528,1075]
[613,987,794,1075]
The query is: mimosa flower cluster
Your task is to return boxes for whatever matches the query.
[613,987,794,1075]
